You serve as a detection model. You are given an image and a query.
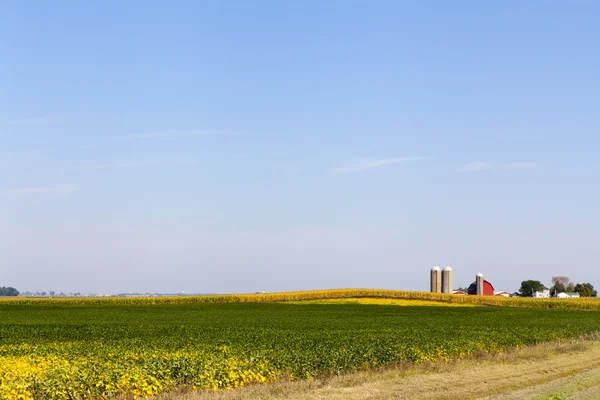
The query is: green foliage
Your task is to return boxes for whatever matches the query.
[551,276,570,296]
[0,287,19,296]
[574,283,597,297]
[519,280,545,296]
[1,297,600,398]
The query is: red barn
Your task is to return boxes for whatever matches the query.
[467,280,495,296]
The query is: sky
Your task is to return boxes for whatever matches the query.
[1,0,599,294]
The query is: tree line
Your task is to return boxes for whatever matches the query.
[0,287,20,296]
[519,276,596,297]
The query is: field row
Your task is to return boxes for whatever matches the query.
[1,297,600,399]
[2,288,600,310]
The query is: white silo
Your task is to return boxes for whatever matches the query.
[442,266,453,294]
[430,266,441,293]
[476,273,484,295]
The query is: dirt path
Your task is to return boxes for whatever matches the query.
[156,341,600,400]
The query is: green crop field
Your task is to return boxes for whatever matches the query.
[1,292,600,399]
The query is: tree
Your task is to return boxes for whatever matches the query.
[552,276,570,286]
[519,280,545,297]
[49,291,56,297]
[550,276,570,296]
[0,287,20,296]
[574,283,597,297]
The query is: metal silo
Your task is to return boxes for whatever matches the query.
[442,266,453,294]
[476,273,484,295]
[430,266,441,293]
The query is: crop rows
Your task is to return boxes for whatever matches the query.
[3,289,600,310]
[1,293,599,399]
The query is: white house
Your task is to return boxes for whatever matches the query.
[532,289,550,298]
[494,291,511,297]
[556,292,580,299]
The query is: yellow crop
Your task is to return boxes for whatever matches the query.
[286,297,478,307]
[0,351,276,399]
[2,289,599,310]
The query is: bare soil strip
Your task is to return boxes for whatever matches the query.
[155,341,600,400]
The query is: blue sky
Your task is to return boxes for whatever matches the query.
[1,0,599,294]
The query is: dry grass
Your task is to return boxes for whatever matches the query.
[152,338,600,400]
[494,367,600,400]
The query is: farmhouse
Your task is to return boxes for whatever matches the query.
[494,291,511,297]
[556,292,580,299]
[533,289,550,298]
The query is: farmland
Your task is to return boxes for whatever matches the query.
[1,290,600,399]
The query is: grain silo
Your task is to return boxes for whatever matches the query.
[476,273,484,295]
[441,266,453,294]
[430,266,441,293]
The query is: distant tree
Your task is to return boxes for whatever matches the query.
[456,287,470,292]
[574,283,597,297]
[552,276,570,286]
[0,287,20,296]
[519,280,545,297]
[550,276,570,296]
[566,282,575,292]
[49,291,56,297]
[550,283,565,296]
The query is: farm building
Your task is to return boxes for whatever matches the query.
[533,289,550,298]
[430,266,454,294]
[467,278,495,296]
[452,290,468,295]
[494,291,511,297]
[556,292,580,299]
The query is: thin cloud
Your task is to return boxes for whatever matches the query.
[8,184,79,195]
[0,116,62,126]
[459,162,493,173]
[126,129,240,139]
[329,157,431,175]
[79,158,196,169]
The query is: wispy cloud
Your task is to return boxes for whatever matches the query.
[126,129,240,139]
[459,161,540,173]
[8,184,80,195]
[78,158,196,169]
[329,157,431,175]
[459,161,493,173]
[0,116,62,126]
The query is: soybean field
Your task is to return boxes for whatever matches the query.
[1,292,600,399]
